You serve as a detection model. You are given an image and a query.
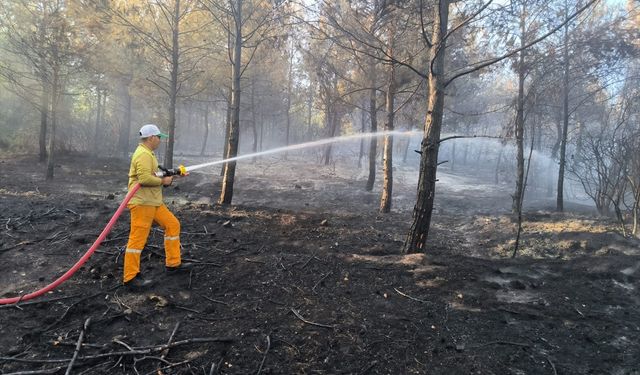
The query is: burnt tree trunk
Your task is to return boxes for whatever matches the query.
[200,103,209,156]
[45,66,60,180]
[358,107,366,168]
[93,88,102,154]
[557,3,570,212]
[219,0,242,205]
[221,90,232,176]
[402,132,410,164]
[119,80,132,158]
[323,106,337,165]
[403,2,449,253]
[39,77,49,163]
[512,7,526,214]
[380,35,396,214]
[251,80,258,160]
[365,70,378,191]
[284,51,293,160]
[164,0,180,169]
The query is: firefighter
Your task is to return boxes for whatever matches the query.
[123,124,190,289]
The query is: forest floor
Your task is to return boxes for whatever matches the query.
[0,152,639,375]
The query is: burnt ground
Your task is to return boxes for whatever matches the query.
[0,153,639,375]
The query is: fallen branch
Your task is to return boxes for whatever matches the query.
[311,272,332,293]
[113,339,135,352]
[0,240,34,253]
[173,305,201,314]
[394,288,430,304]
[256,334,271,375]
[300,254,316,269]
[359,360,378,374]
[547,356,558,375]
[160,321,182,361]
[273,337,299,355]
[3,365,67,374]
[471,341,530,348]
[244,258,266,265]
[143,360,190,375]
[65,317,91,375]
[209,354,225,375]
[0,294,82,310]
[0,337,235,364]
[290,309,334,329]
[199,294,229,306]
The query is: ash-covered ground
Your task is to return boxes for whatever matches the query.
[1,152,639,374]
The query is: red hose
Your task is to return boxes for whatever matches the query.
[0,183,141,305]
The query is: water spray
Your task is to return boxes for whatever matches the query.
[0,129,422,305]
[184,129,422,173]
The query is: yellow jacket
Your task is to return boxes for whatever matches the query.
[128,144,164,206]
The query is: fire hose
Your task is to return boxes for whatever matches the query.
[0,165,187,305]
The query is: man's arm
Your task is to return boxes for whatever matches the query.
[134,153,163,186]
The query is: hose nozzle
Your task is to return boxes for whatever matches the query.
[156,164,187,177]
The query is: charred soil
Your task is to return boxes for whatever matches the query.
[0,154,639,374]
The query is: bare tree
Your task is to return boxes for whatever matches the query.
[201,0,285,204]
[105,0,210,168]
[404,0,598,252]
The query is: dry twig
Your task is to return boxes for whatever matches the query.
[65,317,91,375]
[0,337,234,365]
[547,356,558,375]
[256,334,271,375]
[199,294,229,306]
[291,309,334,329]
[394,288,430,304]
[312,272,332,293]
[160,321,182,361]
[471,341,530,348]
[3,366,67,374]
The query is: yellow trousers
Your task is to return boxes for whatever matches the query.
[124,204,181,282]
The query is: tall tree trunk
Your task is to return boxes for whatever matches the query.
[119,81,132,159]
[403,2,449,253]
[402,133,410,164]
[259,110,264,151]
[46,66,59,180]
[39,77,49,163]
[365,69,378,191]
[358,107,366,168]
[547,115,562,197]
[512,6,526,214]
[323,106,337,165]
[186,101,192,134]
[557,4,570,212]
[495,143,504,184]
[450,141,456,171]
[93,88,102,154]
[380,57,396,213]
[164,0,180,169]
[462,143,468,165]
[633,185,639,236]
[221,90,232,176]
[251,80,258,160]
[306,91,313,141]
[219,0,243,205]
[284,50,293,160]
[200,103,209,156]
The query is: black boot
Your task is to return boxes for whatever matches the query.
[124,276,154,290]
[165,262,195,274]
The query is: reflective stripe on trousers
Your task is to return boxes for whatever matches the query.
[124,204,181,282]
